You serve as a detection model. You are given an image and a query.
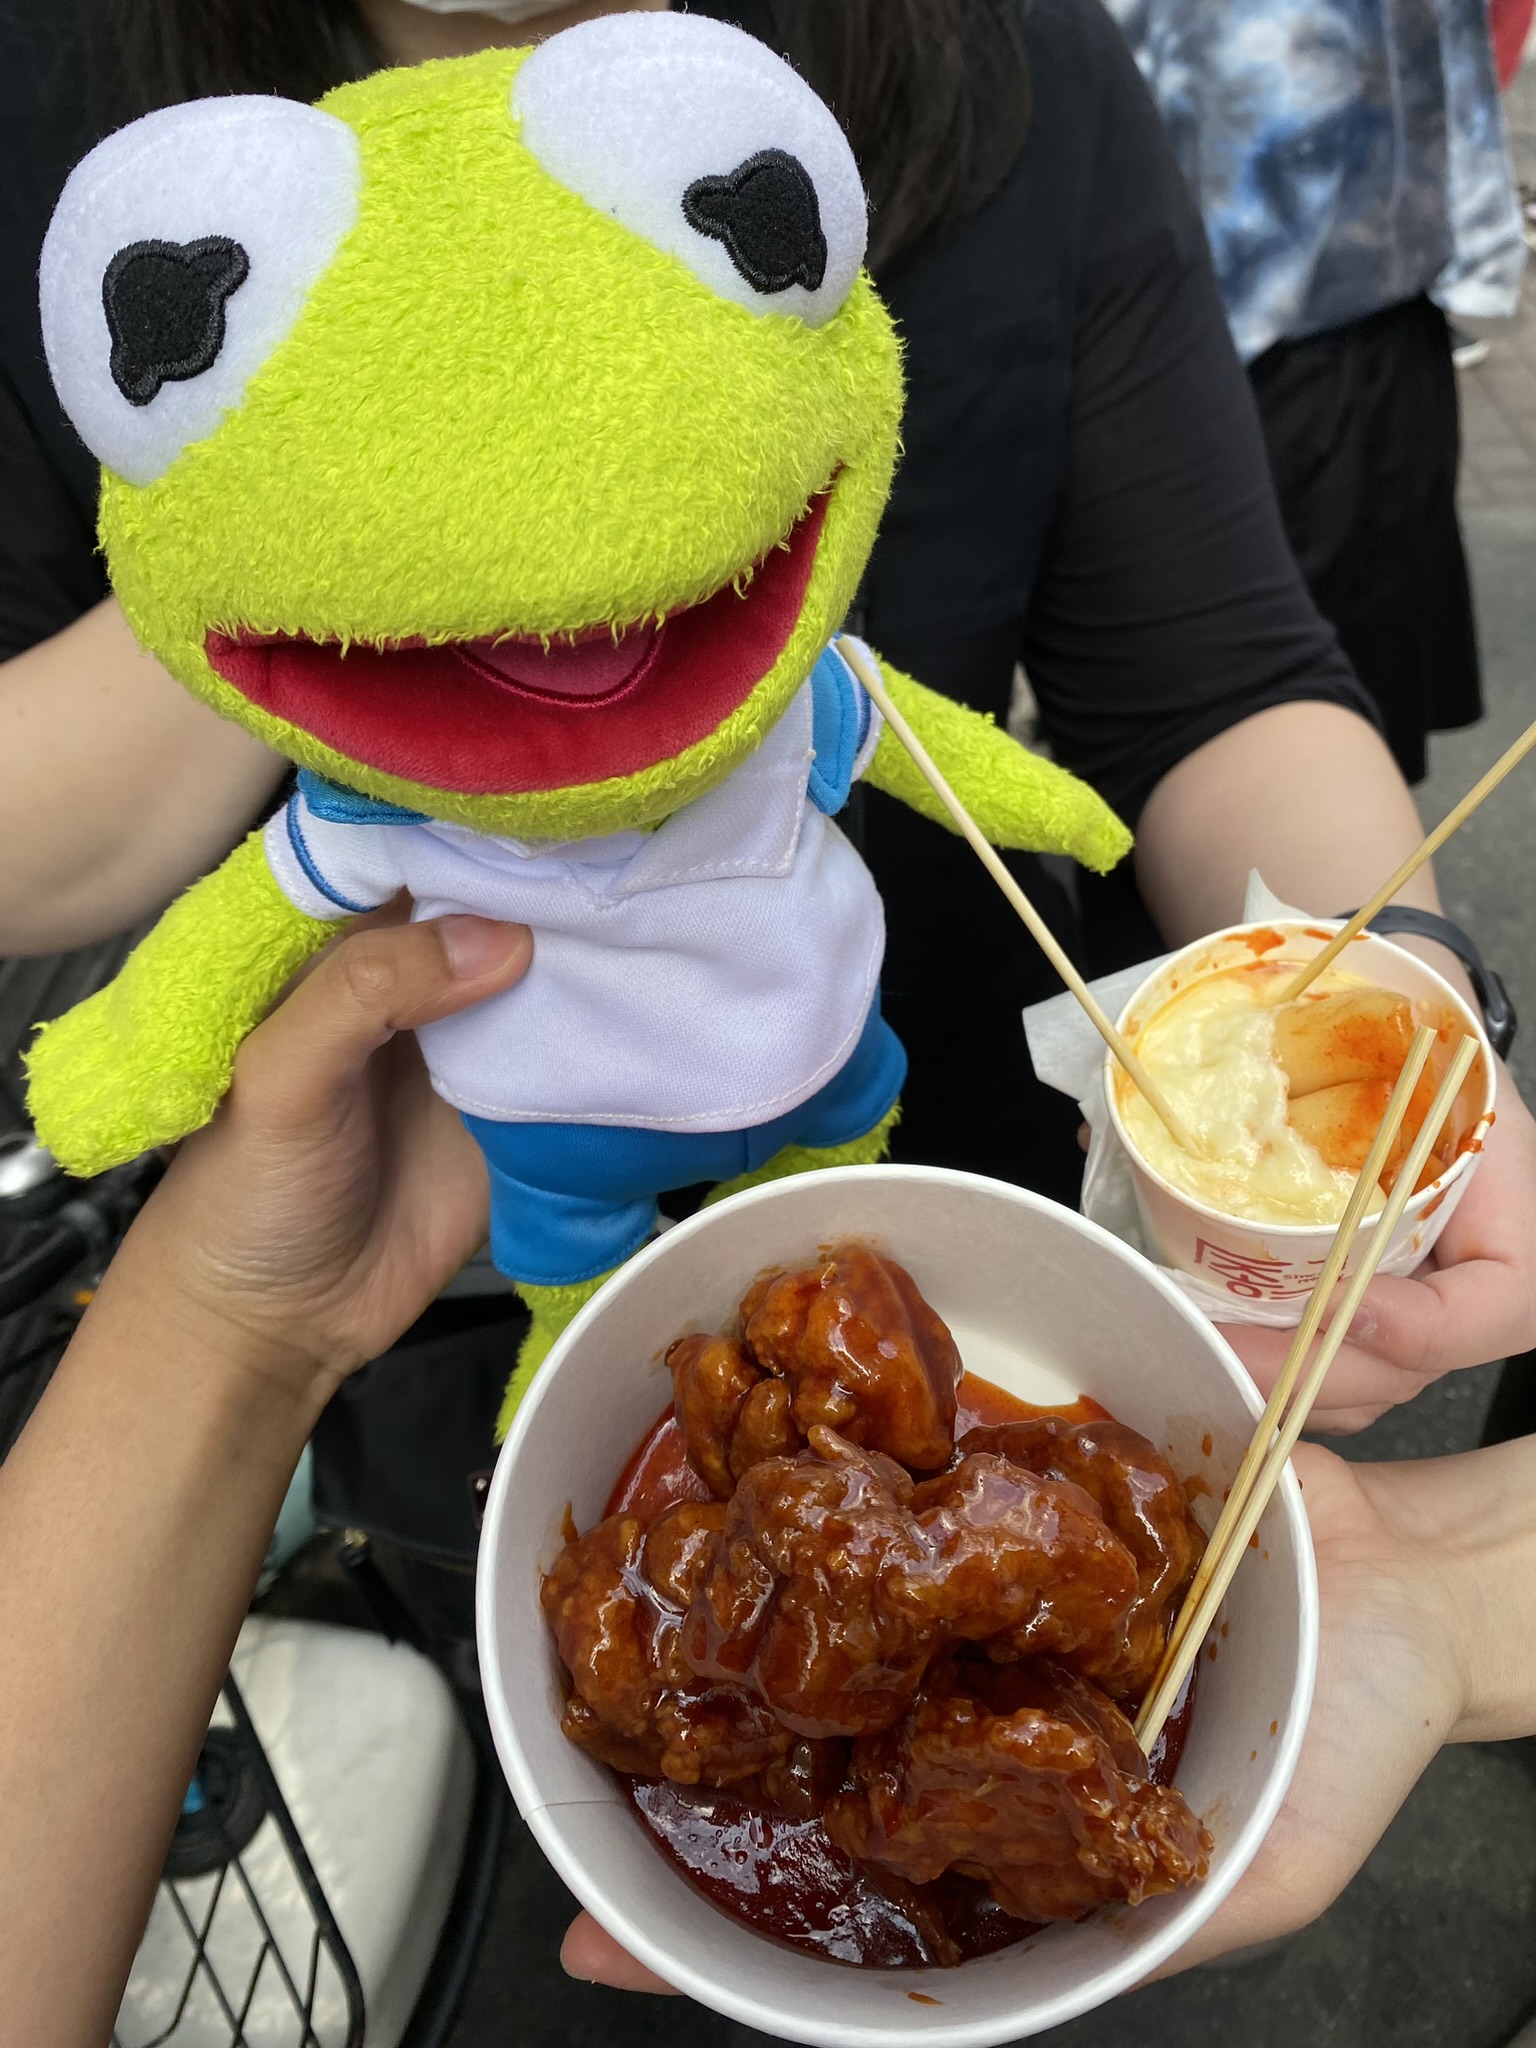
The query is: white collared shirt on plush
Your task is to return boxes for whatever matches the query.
[264,676,885,1130]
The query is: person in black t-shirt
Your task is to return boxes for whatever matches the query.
[2,0,1534,1426]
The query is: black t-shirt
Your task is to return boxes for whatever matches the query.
[703,0,1372,1194]
[0,0,1372,1197]
[0,3,108,657]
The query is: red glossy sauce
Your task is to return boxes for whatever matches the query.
[606,1415,712,1520]
[625,1666,1200,1970]
[1146,1663,1199,1784]
[609,1370,1199,1968]
[625,1779,1039,1967]
[956,1376,1108,1434]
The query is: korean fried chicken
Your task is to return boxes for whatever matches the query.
[544,1243,1212,1952]
[667,1244,961,1492]
[541,1501,792,1785]
[956,1418,1204,1699]
[825,1659,1211,1921]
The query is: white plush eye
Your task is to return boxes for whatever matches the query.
[513,14,866,328]
[39,98,361,487]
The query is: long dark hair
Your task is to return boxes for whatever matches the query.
[97,0,380,114]
[770,1,1029,269]
[96,0,1029,270]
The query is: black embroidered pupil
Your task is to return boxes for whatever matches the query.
[682,149,828,296]
[102,236,251,408]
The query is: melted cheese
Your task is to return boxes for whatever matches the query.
[1120,965,1373,1226]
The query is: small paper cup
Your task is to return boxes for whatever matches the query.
[1105,921,1495,1317]
[477,1166,1317,2047]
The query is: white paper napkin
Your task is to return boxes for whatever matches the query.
[1023,872,1315,1327]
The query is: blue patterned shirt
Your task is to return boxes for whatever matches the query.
[1104,0,1526,359]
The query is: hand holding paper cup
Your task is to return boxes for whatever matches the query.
[1104,921,1494,1319]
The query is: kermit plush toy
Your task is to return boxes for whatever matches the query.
[28,14,1130,1428]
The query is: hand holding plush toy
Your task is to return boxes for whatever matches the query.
[28,16,1130,1426]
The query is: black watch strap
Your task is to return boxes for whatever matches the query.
[1334,904,1516,1059]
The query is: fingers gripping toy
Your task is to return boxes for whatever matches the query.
[27,15,1131,1430]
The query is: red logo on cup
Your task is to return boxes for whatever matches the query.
[1193,1239,1325,1300]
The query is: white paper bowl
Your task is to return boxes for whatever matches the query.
[1105,920,1495,1312]
[477,1166,1317,2047]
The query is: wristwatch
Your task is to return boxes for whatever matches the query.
[1335,904,1516,1059]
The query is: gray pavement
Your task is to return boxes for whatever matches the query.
[444,63,1536,2048]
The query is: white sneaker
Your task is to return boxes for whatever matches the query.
[1451,324,1492,370]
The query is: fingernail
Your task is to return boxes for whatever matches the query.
[438,915,529,979]
[1347,1304,1376,1344]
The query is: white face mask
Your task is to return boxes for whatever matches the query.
[395,0,589,21]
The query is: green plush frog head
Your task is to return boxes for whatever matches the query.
[40,14,902,840]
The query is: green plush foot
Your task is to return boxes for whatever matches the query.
[703,1102,900,1210]
[497,1272,615,1441]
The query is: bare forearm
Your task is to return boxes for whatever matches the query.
[0,598,286,953]
[1137,698,1485,1019]
[0,1266,327,2048]
[0,911,527,2045]
[1136,703,1441,939]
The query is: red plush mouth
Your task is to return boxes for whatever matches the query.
[205,492,831,797]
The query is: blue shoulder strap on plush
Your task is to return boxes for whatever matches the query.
[296,767,427,826]
[807,642,872,817]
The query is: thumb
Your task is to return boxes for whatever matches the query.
[560,1912,679,1995]
[231,916,531,1138]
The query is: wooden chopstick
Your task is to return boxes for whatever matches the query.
[1134,1032,1481,1752]
[834,636,1202,1157]
[1279,711,1536,1003]
[1141,1024,1435,1700]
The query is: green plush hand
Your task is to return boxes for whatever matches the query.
[26,833,335,1178]
[863,664,1133,875]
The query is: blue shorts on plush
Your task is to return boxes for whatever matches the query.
[462,1002,905,1285]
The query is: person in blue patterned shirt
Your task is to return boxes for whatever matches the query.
[1107,0,1526,781]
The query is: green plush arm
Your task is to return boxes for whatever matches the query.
[862,663,1133,875]
[26,831,336,1178]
